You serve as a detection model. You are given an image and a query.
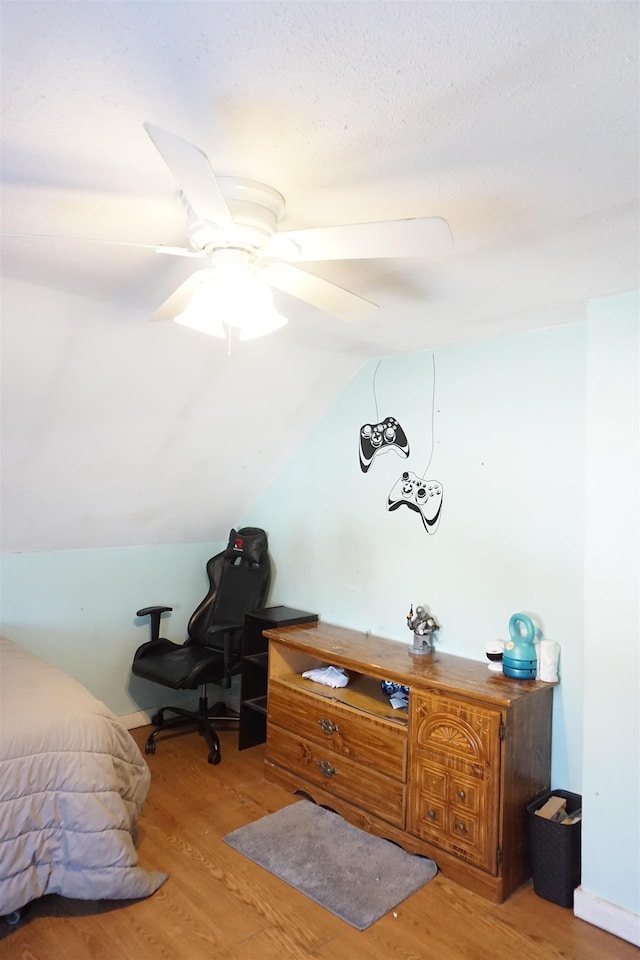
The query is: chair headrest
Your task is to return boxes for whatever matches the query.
[224,527,269,566]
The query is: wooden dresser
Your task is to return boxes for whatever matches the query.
[264,620,554,903]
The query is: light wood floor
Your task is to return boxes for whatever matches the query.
[2,724,637,960]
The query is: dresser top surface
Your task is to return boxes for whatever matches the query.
[264,620,553,706]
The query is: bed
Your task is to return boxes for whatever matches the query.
[0,636,167,917]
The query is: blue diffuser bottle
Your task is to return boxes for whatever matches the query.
[502,613,538,679]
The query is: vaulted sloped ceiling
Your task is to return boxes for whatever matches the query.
[1,2,638,552]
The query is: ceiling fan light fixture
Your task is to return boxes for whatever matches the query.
[173,279,226,338]
[174,255,288,340]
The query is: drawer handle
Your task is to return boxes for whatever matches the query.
[318,718,339,736]
[456,821,467,834]
[457,790,466,801]
[317,760,337,778]
[428,809,436,820]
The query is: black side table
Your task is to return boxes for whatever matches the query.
[239,605,319,750]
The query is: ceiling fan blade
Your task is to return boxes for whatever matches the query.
[143,122,234,230]
[274,216,453,262]
[151,269,211,322]
[155,246,204,258]
[0,232,203,257]
[261,262,378,322]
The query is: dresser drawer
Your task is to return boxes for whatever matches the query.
[267,725,406,828]
[268,680,407,781]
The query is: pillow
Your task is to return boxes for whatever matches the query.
[224,527,268,565]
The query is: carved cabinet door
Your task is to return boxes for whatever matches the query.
[408,691,502,873]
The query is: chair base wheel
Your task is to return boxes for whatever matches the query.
[144,740,156,755]
[208,747,221,765]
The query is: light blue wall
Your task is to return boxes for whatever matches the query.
[247,321,587,790]
[583,291,639,917]
[243,295,639,921]
[0,539,226,715]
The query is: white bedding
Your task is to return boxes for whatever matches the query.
[0,637,167,915]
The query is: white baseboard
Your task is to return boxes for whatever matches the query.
[574,886,640,946]
[119,709,153,730]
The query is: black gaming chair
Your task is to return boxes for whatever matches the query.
[132,527,271,764]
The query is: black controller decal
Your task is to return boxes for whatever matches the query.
[359,416,410,473]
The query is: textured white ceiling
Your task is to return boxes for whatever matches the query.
[1,1,638,552]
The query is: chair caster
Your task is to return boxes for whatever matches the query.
[144,739,156,755]
[208,746,221,765]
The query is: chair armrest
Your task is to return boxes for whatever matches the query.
[205,623,243,651]
[136,605,173,643]
[137,605,173,617]
[205,621,242,637]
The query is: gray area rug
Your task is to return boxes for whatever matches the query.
[223,799,437,930]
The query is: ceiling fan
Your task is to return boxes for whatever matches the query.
[4,123,454,334]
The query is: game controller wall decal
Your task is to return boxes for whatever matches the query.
[358,359,410,472]
[387,472,443,534]
[359,416,410,472]
[359,354,444,534]
[385,353,444,535]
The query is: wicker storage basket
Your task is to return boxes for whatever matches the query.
[527,789,582,907]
